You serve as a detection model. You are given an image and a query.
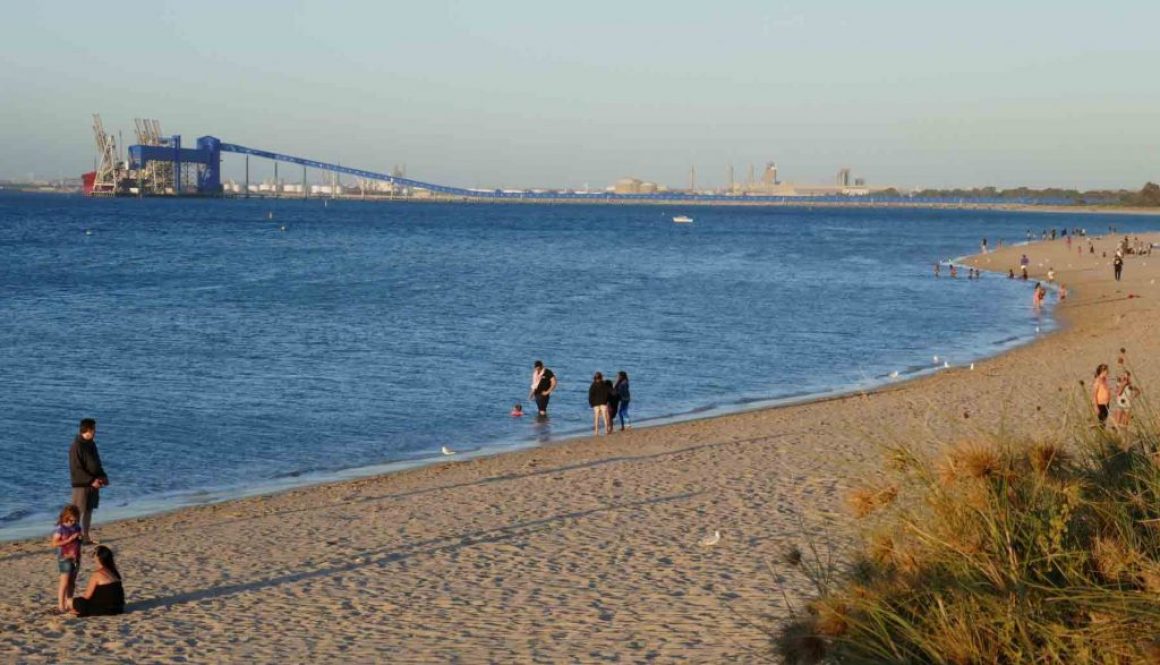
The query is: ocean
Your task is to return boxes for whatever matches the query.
[3,192,1156,539]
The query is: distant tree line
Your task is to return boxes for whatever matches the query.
[891,182,1160,206]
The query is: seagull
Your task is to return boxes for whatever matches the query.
[1035,326,1041,334]
[699,531,721,547]
[943,361,950,368]
[970,363,975,371]
[279,225,286,232]
[889,370,900,379]
[441,446,456,456]
[933,355,940,364]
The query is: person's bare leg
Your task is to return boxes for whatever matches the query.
[57,574,69,612]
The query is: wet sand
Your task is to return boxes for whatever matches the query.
[2,231,1158,663]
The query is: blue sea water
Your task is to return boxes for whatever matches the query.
[2,192,1157,539]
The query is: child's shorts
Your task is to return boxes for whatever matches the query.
[57,557,78,574]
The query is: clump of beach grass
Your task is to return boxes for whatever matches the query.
[777,382,1160,663]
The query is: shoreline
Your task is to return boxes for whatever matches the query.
[3,231,1159,662]
[0,284,1056,543]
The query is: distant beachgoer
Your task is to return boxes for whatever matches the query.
[68,545,124,617]
[1113,372,1141,430]
[614,371,631,431]
[529,361,557,417]
[1058,284,1068,301]
[933,262,940,277]
[1026,230,1032,242]
[1021,266,1028,280]
[1113,254,1124,281]
[69,419,108,543]
[588,372,612,436]
[602,377,617,425]
[949,264,958,278]
[1032,282,1045,309]
[510,403,524,417]
[1008,269,1015,279]
[51,505,83,613]
[1093,364,1111,427]
[981,238,988,253]
[1020,254,1029,268]
[1066,235,1072,250]
[1046,267,1055,282]
[1051,229,1056,240]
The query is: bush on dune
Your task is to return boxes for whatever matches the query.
[777,385,1160,664]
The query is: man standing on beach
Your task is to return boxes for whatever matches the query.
[1113,253,1124,281]
[529,360,557,417]
[69,419,109,543]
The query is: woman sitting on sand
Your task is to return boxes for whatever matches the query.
[68,545,124,617]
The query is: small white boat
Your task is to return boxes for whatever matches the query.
[672,215,693,224]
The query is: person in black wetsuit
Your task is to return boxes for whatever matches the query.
[69,545,124,617]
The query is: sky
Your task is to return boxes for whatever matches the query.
[1,0,1158,190]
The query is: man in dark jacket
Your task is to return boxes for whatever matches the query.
[69,418,109,543]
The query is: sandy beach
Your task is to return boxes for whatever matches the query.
[2,228,1159,663]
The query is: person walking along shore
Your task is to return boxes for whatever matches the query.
[69,419,108,544]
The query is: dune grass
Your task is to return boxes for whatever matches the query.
[776,377,1160,664]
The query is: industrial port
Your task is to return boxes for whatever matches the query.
[74,115,908,205]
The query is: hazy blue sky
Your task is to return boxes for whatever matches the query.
[2,1,1157,189]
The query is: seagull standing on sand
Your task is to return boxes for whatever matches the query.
[889,370,900,379]
[441,446,456,456]
[699,531,721,547]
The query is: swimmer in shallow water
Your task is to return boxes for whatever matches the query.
[511,403,524,417]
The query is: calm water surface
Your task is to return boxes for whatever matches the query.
[3,193,1157,538]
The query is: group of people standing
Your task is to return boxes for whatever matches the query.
[1092,362,1142,430]
[527,361,632,436]
[52,418,125,616]
[587,371,631,436]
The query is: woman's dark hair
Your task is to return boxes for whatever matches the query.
[79,418,96,434]
[1095,363,1109,378]
[94,545,121,581]
[593,372,603,383]
[617,371,628,382]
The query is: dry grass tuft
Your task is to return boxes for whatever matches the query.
[775,383,1160,663]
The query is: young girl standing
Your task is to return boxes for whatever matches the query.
[51,504,83,613]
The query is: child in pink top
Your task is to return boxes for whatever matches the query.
[51,504,83,613]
